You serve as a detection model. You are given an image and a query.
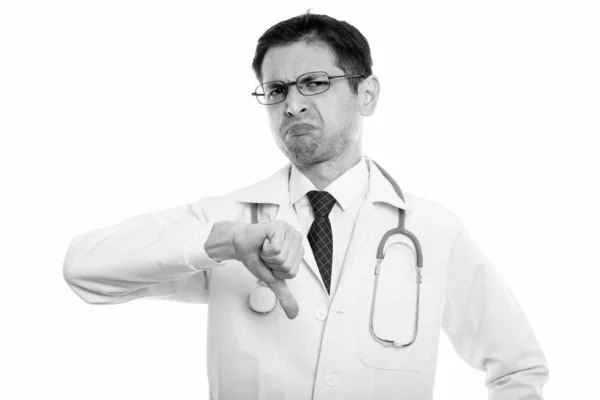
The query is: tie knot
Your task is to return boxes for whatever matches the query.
[307,190,337,219]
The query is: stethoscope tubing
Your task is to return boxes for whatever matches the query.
[245,159,424,349]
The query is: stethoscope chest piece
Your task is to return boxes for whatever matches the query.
[247,281,278,314]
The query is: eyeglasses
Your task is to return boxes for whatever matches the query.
[251,71,365,105]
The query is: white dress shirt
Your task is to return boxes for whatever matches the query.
[289,156,368,298]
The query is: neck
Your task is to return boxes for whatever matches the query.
[295,149,363,190]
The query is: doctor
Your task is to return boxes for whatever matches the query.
[63,12,549,400]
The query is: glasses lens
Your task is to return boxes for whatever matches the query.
[297,72,330,95]
[258,81,286,105]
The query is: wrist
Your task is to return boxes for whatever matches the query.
[204,221,242,263]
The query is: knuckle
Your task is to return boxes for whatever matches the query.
[288,263,298,277]
[270,246,283,256]
[273,269,294,280]
[273,270,288,280]
[273,261,290,272]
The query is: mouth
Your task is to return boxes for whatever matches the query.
[286,123,316,137]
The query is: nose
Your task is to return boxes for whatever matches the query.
[285,85,309,117]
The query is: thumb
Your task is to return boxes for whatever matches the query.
[244,249,299,320]
[261,237,277,257]
[268,278,299,319]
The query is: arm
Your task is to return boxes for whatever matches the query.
[442,224,549,399]
[63,201,227,305]
[63,201,304,318]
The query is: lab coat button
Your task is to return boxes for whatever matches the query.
[325,373,337,387]
[315,310,327,321]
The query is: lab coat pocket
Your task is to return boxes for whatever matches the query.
[356,244,430,372]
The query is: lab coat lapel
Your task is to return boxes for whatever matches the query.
[342,198,377,277]
[231,163,322,289]
[273,202,321,287]
[341,158,408,282]
[230,158,407,294]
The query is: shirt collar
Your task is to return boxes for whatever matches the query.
[230,156,407,210]
[288,156,368,211]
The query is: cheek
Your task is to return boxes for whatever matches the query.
[324,99,357,129]
[266,110,282,137]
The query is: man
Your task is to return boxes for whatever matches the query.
[63,12,549,400]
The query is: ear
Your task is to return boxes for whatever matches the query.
[358,74,380,117]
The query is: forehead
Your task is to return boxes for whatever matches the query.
[261,41,343,83]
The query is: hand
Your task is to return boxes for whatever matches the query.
[232,220,304,319]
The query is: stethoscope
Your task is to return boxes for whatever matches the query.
[246,160,423,348]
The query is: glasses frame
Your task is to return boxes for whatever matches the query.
[251,71,365,105]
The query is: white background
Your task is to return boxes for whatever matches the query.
[1,1,598,399]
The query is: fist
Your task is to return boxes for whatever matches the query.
[232,220,305,319]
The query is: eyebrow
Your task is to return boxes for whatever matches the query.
[264,71,330,83]
[263,80,286,86]
[263,77,286,84]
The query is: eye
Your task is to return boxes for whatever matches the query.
[267,86,286,98]
[305,79,328,87]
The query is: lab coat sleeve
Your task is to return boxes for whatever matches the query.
[442,225,549,399]
[63,200,223,305]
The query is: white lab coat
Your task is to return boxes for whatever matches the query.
[63,157,548,399]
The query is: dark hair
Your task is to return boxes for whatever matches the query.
[252,12,373,95]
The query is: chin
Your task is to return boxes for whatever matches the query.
[286,146,332,167]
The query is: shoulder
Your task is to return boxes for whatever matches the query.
[404,191,463,233]
[191,164,289,220]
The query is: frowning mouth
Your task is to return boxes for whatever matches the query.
[286,123,316,136]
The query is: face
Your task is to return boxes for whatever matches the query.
[260,41,364,167]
